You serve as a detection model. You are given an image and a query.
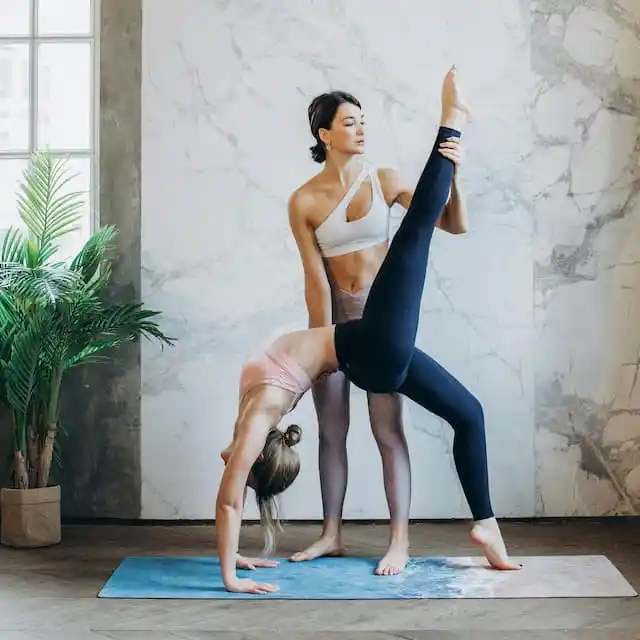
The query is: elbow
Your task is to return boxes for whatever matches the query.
[439,222,468,236]
[216,499,241,517]
[306,275,330,300]
[216,482,243,514]
[440,215,469,235]
[305,281,331,327]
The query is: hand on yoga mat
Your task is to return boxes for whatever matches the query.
[236,554,279,570]
[225,577,279,595]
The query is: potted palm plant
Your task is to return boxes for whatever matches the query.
[0,152,174,547]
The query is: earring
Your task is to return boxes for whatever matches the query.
[326,141,331,151]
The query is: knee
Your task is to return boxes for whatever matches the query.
[373,426,407,455]
[369,398,406,450]
[318,423,349,450]
[457,393,485,432]
[471,394,484,422]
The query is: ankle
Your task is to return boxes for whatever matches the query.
[321,519,342,539]
[388,523,410,547]
[473,517,497,527]
[440,108,467,132]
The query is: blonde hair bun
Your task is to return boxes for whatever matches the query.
[283,424,302,447]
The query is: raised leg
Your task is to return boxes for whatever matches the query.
[336,67,470,391]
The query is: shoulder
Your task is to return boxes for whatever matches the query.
[376,166,408,190]
[288,176,324,223]
[374,166,412,203]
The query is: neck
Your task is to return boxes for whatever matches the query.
[323,152,361,187]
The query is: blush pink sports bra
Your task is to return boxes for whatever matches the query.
[238,346,312,413]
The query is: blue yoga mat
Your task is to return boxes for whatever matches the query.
[97,554,637,599]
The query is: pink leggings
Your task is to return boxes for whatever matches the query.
[312,283,411,524]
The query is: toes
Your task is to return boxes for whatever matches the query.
[376,564,402,576]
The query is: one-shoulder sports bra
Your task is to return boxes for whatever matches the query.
[314,163,391,258]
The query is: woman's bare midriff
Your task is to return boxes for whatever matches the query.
[270,243,390,383]
[324,242,388,293]
[274,326,338,382]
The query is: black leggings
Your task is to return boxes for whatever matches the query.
[334,126,493,521]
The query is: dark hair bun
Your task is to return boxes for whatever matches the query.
[307,91,362,165]
[283,424,302,447]
[309,142,326,164]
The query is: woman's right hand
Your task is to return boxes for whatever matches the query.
[225,578,279,595]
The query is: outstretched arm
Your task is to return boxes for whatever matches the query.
[288,192,333,327]
[215,412,276,594]
[234,484,279,571]
[379,137,469,234]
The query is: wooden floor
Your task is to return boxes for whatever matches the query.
[1,520,639,639]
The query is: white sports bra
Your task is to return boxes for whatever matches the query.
[314,164,391,258]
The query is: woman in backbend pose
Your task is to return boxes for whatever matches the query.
[216,67,519,596]
[287,74,469,578]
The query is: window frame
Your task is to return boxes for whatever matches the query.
[0,0,101,233]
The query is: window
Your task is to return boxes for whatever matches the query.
[0,58,12,98]
[0,0,98,259]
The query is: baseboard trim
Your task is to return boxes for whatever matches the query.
[61,515,640,526]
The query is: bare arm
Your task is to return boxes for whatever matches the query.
[439,156,469,234]
[379,138,469,234]
[288,192,332,327]
[215,413,271,591]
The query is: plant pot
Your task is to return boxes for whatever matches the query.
[1,485,61,548]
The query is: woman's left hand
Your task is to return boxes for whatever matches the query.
[236,554,279,570]
[439,137,464,173]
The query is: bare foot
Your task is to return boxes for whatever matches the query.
[289,534,344,562]
[375,540,409,576]
[441,65,472,129]
[470,518,521,571]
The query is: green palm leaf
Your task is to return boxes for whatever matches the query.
[0,290,19,330]
[0,262,27,289]
[5,310,48,417]
[92,302,175,345]
[0,263,79,305]
[70,225,117,286]
[0,228,26,264]
[16,152,85,262]
[66,338,124,369]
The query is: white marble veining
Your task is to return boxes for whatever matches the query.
[532,2,640,516]
[140,0,534,520]
[140,0,639,520]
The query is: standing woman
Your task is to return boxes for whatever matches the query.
[288,89,468,575]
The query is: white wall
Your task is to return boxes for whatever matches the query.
[140,0,640,520]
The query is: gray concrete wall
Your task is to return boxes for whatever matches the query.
[56,0,143,518]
